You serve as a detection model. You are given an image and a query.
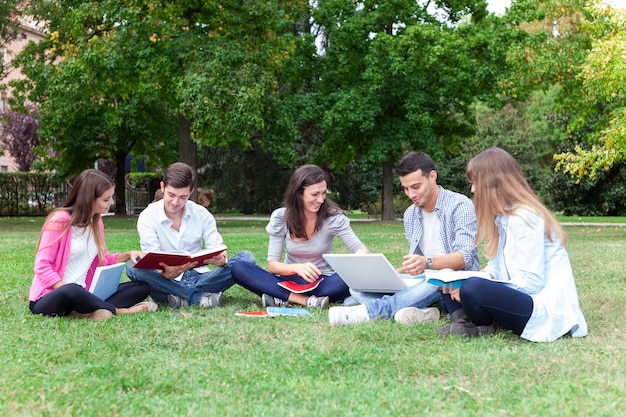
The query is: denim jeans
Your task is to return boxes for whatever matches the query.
[126,251,255,305]
[232,260,350,303]
[350,280,443,320]
[444,278,533,335]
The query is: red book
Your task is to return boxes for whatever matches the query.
[134,245,227,270]
[277,278,324,293]
[234,311,271,318]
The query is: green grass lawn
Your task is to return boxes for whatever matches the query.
[1,216,625,416]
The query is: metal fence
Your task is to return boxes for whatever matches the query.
[0,173,155,216]
[0,173,70,216]
[125,183,150,215]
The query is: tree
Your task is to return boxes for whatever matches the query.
[0,0,20,80]
[440,87,567,208]
[12,1,307,213]
[554,6,626,180]
[11,1,179,213]
[499,0,626,214]
[303,0,514,220]
[0,104,40,171]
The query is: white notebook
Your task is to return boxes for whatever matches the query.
[89,262,125,300]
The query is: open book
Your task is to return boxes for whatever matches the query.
[235,307,312,318]
[277,278,324,293]
[423,269,492,289]
[89,262,125,300]
[134,245,227,270]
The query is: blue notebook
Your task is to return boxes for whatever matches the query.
[89,262,125,300]
[266,307,312,317]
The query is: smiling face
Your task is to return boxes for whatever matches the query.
[300,181,327,215]
[399,169,438,212]
[92,186,115,216]
[161,183,192,219]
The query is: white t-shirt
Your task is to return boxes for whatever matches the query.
[63,226,98,287]
[419,210,446,258]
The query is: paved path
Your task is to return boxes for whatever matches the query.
[215,216,625,227]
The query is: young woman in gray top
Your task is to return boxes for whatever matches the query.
[232,165,369,308]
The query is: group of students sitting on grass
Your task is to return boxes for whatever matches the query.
[28,149,587,343]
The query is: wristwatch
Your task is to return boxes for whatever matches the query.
[426,257,433,269]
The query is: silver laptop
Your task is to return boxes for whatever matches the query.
[323,253,424,293]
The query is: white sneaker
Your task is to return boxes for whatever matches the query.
[328,305,370,327]
[394,307,440,326]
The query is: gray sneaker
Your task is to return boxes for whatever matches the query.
[167,294,189,309]
[306,295,329,309]
[199,292,223,308]
[438,322,498,338]
[262,293,290,308]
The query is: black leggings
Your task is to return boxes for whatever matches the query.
[30,282,150,317]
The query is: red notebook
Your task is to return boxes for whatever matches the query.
[277,278,324,293]
[234,311,271,318]
[134,245,227,270]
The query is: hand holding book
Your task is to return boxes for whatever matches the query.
[134,245,228,270]
[422,269,492,289]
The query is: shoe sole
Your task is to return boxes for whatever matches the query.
[394,307,440,326]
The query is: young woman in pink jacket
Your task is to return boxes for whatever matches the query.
[29,169,157,321]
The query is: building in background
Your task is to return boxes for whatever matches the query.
[0,17,45,172]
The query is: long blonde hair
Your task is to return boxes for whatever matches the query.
[36,169,114,263]
[466,147,566,259]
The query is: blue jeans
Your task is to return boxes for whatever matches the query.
[443,278,533,335]
[126,251,255,305]
[350,281,443,320]
[232,261,350,303]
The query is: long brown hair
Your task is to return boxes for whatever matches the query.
[466,147,566,258]
[283,164,341,239]
[36,169,114,263]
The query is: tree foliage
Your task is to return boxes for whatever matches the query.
[503,1,625,182]
[554,5,626,180]
[440,87,567,208]
[0,104,40,171]
[301,0,515,219]
[12,0,307,213]
[0,0,21,80]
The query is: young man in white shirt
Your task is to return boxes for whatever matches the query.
[126,162,255,308]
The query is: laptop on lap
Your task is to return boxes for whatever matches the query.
[322,253,424,293]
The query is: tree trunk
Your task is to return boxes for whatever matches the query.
[178,116,196,171]
[114,151,127,215]
[177,116,197,201]
[381,159,395,221]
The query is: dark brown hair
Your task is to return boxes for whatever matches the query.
[163,162,196,190]
[283,164,341,239]
[396,151,436,177]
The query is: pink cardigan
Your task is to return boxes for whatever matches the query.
[29,211,118,302]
